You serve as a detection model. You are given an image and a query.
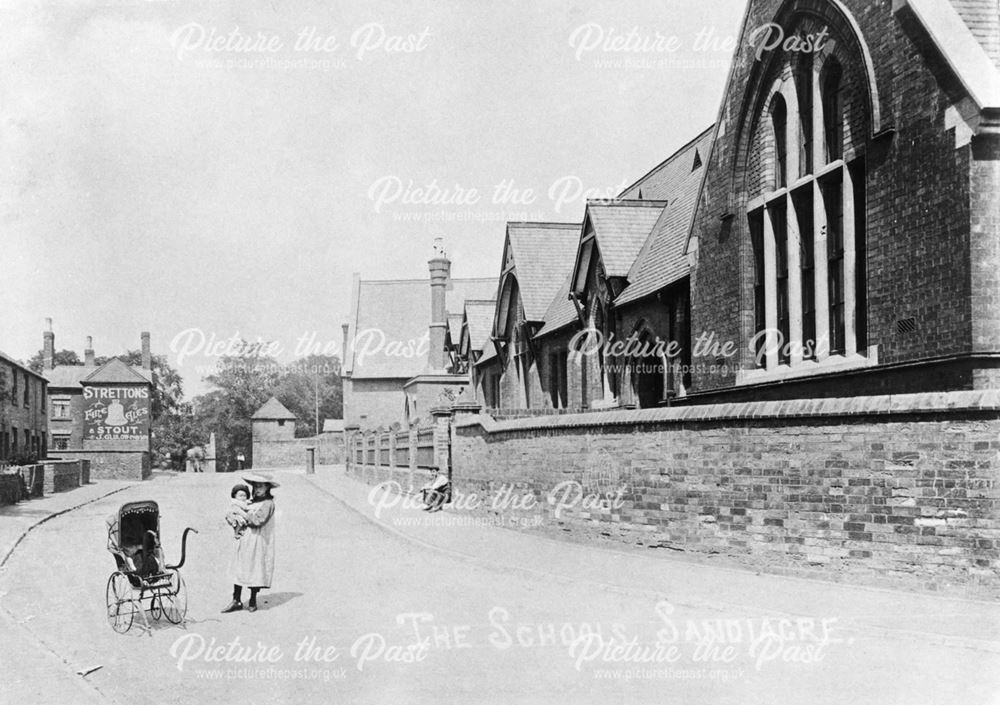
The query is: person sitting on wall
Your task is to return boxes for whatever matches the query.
[421,471,450,513]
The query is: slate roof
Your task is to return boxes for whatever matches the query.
[952,0,1000,67]
[505,222,581,321]
[462,299,496,353]
[252,396,297,420]
[345,276,497,380]
[45,358,153,388]
[615,127,714,307]
[475,338,498,365]
[85,358,151,384]
[0,351,49,381]
[584,200,667,278]
[322,418,345,433]
[535,272,579,339]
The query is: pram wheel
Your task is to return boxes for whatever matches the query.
[106,572,135,633]
[161,570,188,624]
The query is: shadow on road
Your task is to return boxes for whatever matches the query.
[256,591,302,611]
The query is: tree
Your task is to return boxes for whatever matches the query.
[189,350,344,470]
[196,351,284,471]
[26,349,82,373]
[94,351,184,420]
[271,354,343,437]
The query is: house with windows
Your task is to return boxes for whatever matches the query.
[342,250,496,429]
[0,351,48,464]
[490,222,580,410]
[42,325,155,479]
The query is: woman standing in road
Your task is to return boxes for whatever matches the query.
[221,472,278,613]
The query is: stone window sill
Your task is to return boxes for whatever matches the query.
[735,345,880,386]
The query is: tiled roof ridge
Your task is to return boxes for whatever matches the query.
[586,198,668,208]
[507,221,580,229]
[617,124,715,198]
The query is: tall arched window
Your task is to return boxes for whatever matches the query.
[770,94,787,189]
[822,59,843,163]
[748,51,866,373]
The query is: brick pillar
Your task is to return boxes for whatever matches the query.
[344,424,359,473]
[430,405,453,480]
[450,397,481,491]
[408,421,418,493]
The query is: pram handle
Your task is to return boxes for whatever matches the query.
[166,527,199,570]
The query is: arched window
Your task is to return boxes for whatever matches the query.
[821,59,843,163]
[748,50,866,373]
[770,94,787,189]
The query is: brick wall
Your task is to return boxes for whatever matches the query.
[252,433,344,469]
[42,460,83,494]
[452,391,1000,596]
[689,0,996,396]
[55,451,150,481]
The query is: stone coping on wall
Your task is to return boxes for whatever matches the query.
[454,389,1000,433]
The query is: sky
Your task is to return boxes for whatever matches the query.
[1,0,745,397]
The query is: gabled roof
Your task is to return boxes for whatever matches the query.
[462,299,496,353]
[447,313,464,344]
[344,276,496,380]
[897,0,1000,110]
[951,0,1000,68]
[45,358,152,388]
[252,396,296,420]
[535,272,579,339]
[505,222,581,321]
[475,337,498,366]
[85,358,151,384]
[615,127,714,307]
[582,200,667,278]
[0,351,49,381]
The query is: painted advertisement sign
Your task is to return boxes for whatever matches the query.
[83,386,151,441]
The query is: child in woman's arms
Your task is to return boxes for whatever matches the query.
[226,484,252,539]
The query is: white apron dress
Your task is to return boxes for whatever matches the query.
[231,499,275,588]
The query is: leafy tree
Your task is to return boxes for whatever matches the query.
[189,351,343,469]
[196,351,284,471]
[94,351,183,420]
[271,354,343,437]
[26,349,82,373]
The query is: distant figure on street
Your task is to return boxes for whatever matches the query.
[222,472,278,614]
[186,446,205,473]
[421,471,450,513]
[237,452,246,470]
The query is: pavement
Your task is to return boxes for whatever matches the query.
[0,474,146,705]
[0,466,997,705]
[302,466,1000,653]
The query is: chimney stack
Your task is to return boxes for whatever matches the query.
[428,239,450,371]
[141,331,151,369]
[341,323,350,369]
[84,336,95,366]
[43,318,54,370]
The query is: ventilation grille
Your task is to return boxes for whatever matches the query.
[896,317,917,335]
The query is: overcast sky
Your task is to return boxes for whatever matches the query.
[2,0,744,397]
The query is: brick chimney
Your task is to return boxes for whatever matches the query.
[43,318,54,370]
[428,239,450,371]
[84,336,95,366]
[341,323,350,368]
[141,331,151,369]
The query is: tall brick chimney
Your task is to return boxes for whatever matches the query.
[141,331,151,369]
[43,318,54,370]
[428,239,450,371]
[84,336,95,366]
[341,323,350,368]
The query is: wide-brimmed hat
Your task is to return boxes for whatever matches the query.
[242,472,280,487]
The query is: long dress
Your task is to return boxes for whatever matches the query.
[231,499,275,588]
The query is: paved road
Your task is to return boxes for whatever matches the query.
[1,470,998,705]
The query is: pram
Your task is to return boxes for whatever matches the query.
[105,500,197,633]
